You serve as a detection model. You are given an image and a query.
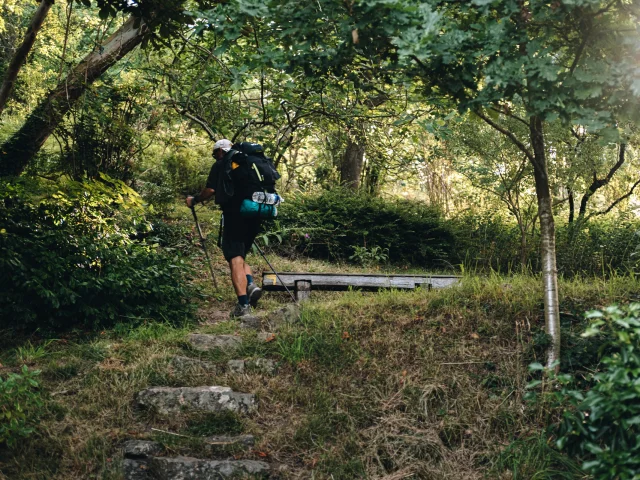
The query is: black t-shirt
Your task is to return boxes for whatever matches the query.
[205,159,222,190]
[205,152,245,213]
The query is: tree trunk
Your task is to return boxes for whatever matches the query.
[0,0,54,116]
[578,143,626,221]
[0,16,147,177]
[568,189,574,223]
[530,116,561,370]
[518,221,528,271]
[340,137,365,190]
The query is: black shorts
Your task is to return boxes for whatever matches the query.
[221,212,262,262]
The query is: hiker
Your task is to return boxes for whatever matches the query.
[186,139,280,318]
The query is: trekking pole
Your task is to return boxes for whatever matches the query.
[252,241,298,304]
[190,206,219,290]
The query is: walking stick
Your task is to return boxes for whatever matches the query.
[252,241,298,304]
[190,206,219,290]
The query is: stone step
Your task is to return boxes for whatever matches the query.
[123,440,164,458]
[170,356,216,372]
[257,332,276,343]
[227,358,277,375]
[125,458,270,480]
[266,304,301,330]
[122,440,163,480]
[188,334,243,352]
[150,456,270,479]
[239,315,261,329]
[136,386,257,415]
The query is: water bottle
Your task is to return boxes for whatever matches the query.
[252,192,282,206]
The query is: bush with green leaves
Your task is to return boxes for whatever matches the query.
[274,188,454,268]
[530,304,640,479]
[0,176,197,331]
[449,211,640,276]
[0,366,44,448]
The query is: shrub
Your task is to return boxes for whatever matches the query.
[449,211,640,276]
[273,188,454,268]
[0,366,44,448]
[0,176,197,331]
[531,304,640,479]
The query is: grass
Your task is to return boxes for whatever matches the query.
[1,253,639,478]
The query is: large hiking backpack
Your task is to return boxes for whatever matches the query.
[229,142,281,200]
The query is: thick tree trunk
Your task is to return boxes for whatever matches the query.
[0,16,147,177]
[530,116,561,370]
[340,137,365,190]
[0,0,54,116]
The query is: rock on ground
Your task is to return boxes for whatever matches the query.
[227,359,277,375]
[149,456,270,479]
[257,332,276,343]
[187,334,242,352]
[123,440,164,458]
[136,386,257,415]
[170,356,216,372]
[123,458,151,480]
[239,315,261,329]
[267,304,301,329]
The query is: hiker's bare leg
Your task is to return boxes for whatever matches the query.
[244,262,252,279]
[229,256,248,296]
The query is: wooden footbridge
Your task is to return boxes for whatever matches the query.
[261,272,461,301]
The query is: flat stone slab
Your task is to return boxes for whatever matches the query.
[227,359,245,374]
[257,332,276,343]
[239,315,261,329]
[149,456,270,479]
[123,458,151,480]
[227,358,277,375]
[136,386,257,415]
[123,440,163,459]
[170,356,216,372]
[188,334,242,352]
[267,304,301,328]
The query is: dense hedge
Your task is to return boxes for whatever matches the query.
[268,189,640,275]
[452,211,640,276]
[273,189,455,268]
[0,177,197,331]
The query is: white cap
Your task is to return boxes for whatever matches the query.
[213,139,232,152]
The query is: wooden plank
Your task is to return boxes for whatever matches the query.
[262,272,460,291]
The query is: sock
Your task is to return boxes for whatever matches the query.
[246,274,254,285]
[237,295,249,306]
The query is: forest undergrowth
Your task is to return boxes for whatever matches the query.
[1,251,638,479]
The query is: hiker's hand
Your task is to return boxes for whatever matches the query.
[186,196,195,208]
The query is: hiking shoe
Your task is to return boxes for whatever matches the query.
[247,283,263,308]
[230,303,252,319]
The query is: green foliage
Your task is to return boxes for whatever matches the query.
[0,366,44,448]
[451,211,640,276]
[549,304,640,479]
[184,411,245,436]
[274,188,454,268]
[0,177,197,331]
[349,245,389,267]
[490,434,582,480]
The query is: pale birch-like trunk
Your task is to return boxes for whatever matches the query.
[0,16,147,176]
[530,116,561,369]
[0,0,54,116]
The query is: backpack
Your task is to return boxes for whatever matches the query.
[229,142,281,200]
